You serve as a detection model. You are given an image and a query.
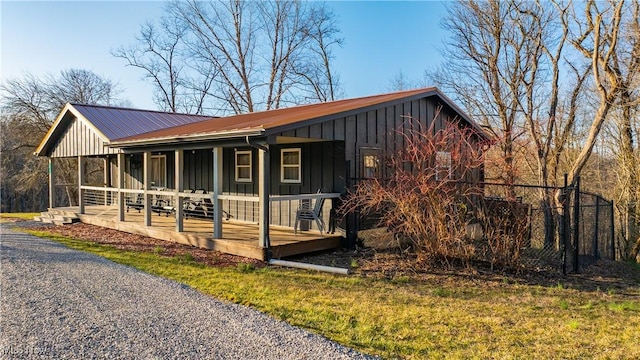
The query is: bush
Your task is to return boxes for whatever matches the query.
[341,117,488,268]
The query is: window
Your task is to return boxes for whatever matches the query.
[362,154,380,179]
[150,155,167,188]
[235,150,252,182]
[435,151,451,180]
[281,148,301,183]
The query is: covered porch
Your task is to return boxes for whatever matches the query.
[36,103,351,260]
[47,200,342,260]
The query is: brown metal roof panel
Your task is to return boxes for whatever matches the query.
[115,88,435,142]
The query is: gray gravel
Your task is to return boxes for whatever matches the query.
[0,224,374,359]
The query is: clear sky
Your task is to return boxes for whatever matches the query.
[1,1,448,111]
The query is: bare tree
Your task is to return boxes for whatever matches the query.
[433,0,603,248]
[112,17,215,114]
[1,69,121,212]
[149,0,343,115]
[435,0,528,192]
[567,0,630,184]
[599,0,640,259]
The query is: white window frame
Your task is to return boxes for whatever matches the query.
[435,151,452,181]
[150,154,167,188]
[281,148,302,184]
[235,150,252,183]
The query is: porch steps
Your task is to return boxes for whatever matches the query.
[34,209,80,226]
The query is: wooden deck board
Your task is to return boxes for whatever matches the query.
[51,206,342,260]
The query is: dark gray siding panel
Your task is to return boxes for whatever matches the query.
[50,117,117,158]
[268,96,482,183]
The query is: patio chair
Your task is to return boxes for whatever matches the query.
[201,198,231,221]
[151,195,174,217]
[294,195,325,235]
[184,189,206,219]
[125,193,144,213]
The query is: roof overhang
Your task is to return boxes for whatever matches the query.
[34,103,110,157]
[109,127,265,149]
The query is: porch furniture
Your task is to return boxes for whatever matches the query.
[151,198,175,217]
[294,196,325,235]
[126,193,144,213]
[200,198,231,221]
[184,189,207,219]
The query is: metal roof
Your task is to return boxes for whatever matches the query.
[35,103,214,156]
[70,104,214,140]
[112,87,488,146]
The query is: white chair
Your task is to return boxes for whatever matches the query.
[294,195,325,235]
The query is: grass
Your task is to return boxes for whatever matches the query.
[0,212,39,221]
[14,226,640,359]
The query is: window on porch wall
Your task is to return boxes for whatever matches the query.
[151,155,167,188]
[281,148,301,183]
[235,150,252,182]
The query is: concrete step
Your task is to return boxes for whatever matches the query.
[34,210,80,225]
[40,217,55,224]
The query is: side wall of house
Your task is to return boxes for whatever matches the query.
[272,96,484,183]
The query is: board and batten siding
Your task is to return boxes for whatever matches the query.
[50,116,118,158]
[274,97,434,179]
[274,96,484,183]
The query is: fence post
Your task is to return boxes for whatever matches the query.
[610,200,615,260]
[573,176,580,273]
[561,173,569,275]
[594,196,600,261]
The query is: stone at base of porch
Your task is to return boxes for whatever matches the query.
[48,207,343,261]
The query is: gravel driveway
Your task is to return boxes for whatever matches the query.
[0,224,373,359]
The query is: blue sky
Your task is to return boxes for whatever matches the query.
[1,1,448,111]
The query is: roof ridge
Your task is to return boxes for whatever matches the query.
[68,102,216,118]
[235,87,436,116]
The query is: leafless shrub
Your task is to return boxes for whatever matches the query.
[340,117,489,268]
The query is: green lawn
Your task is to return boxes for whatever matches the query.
[12,226,640,359]
[0,212,39,221]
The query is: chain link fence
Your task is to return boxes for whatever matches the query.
[349,176,614,274]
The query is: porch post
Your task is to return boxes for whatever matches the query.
[48,158,55,209]
[78,155,85,214]
[103,157,111,205]
[212,147,223,239]
[258,147,270,249]
[175,149,184,232]
[143,151,152,226]
[117,153,125,221]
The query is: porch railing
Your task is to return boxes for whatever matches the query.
[79,185,340,232]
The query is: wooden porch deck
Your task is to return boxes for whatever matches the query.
[51,206,343,260]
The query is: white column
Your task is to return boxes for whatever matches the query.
[78,155,85,214]
[117,153,125,221]
[212,147,223,239]
[48,158,55,209]
[258,147,270,248]
[175,149,184,232]
[143,151,152,226]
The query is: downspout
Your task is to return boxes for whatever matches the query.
[268,259,350,275]
[245,136,269,152]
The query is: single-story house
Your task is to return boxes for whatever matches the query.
[35,87,489,260]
